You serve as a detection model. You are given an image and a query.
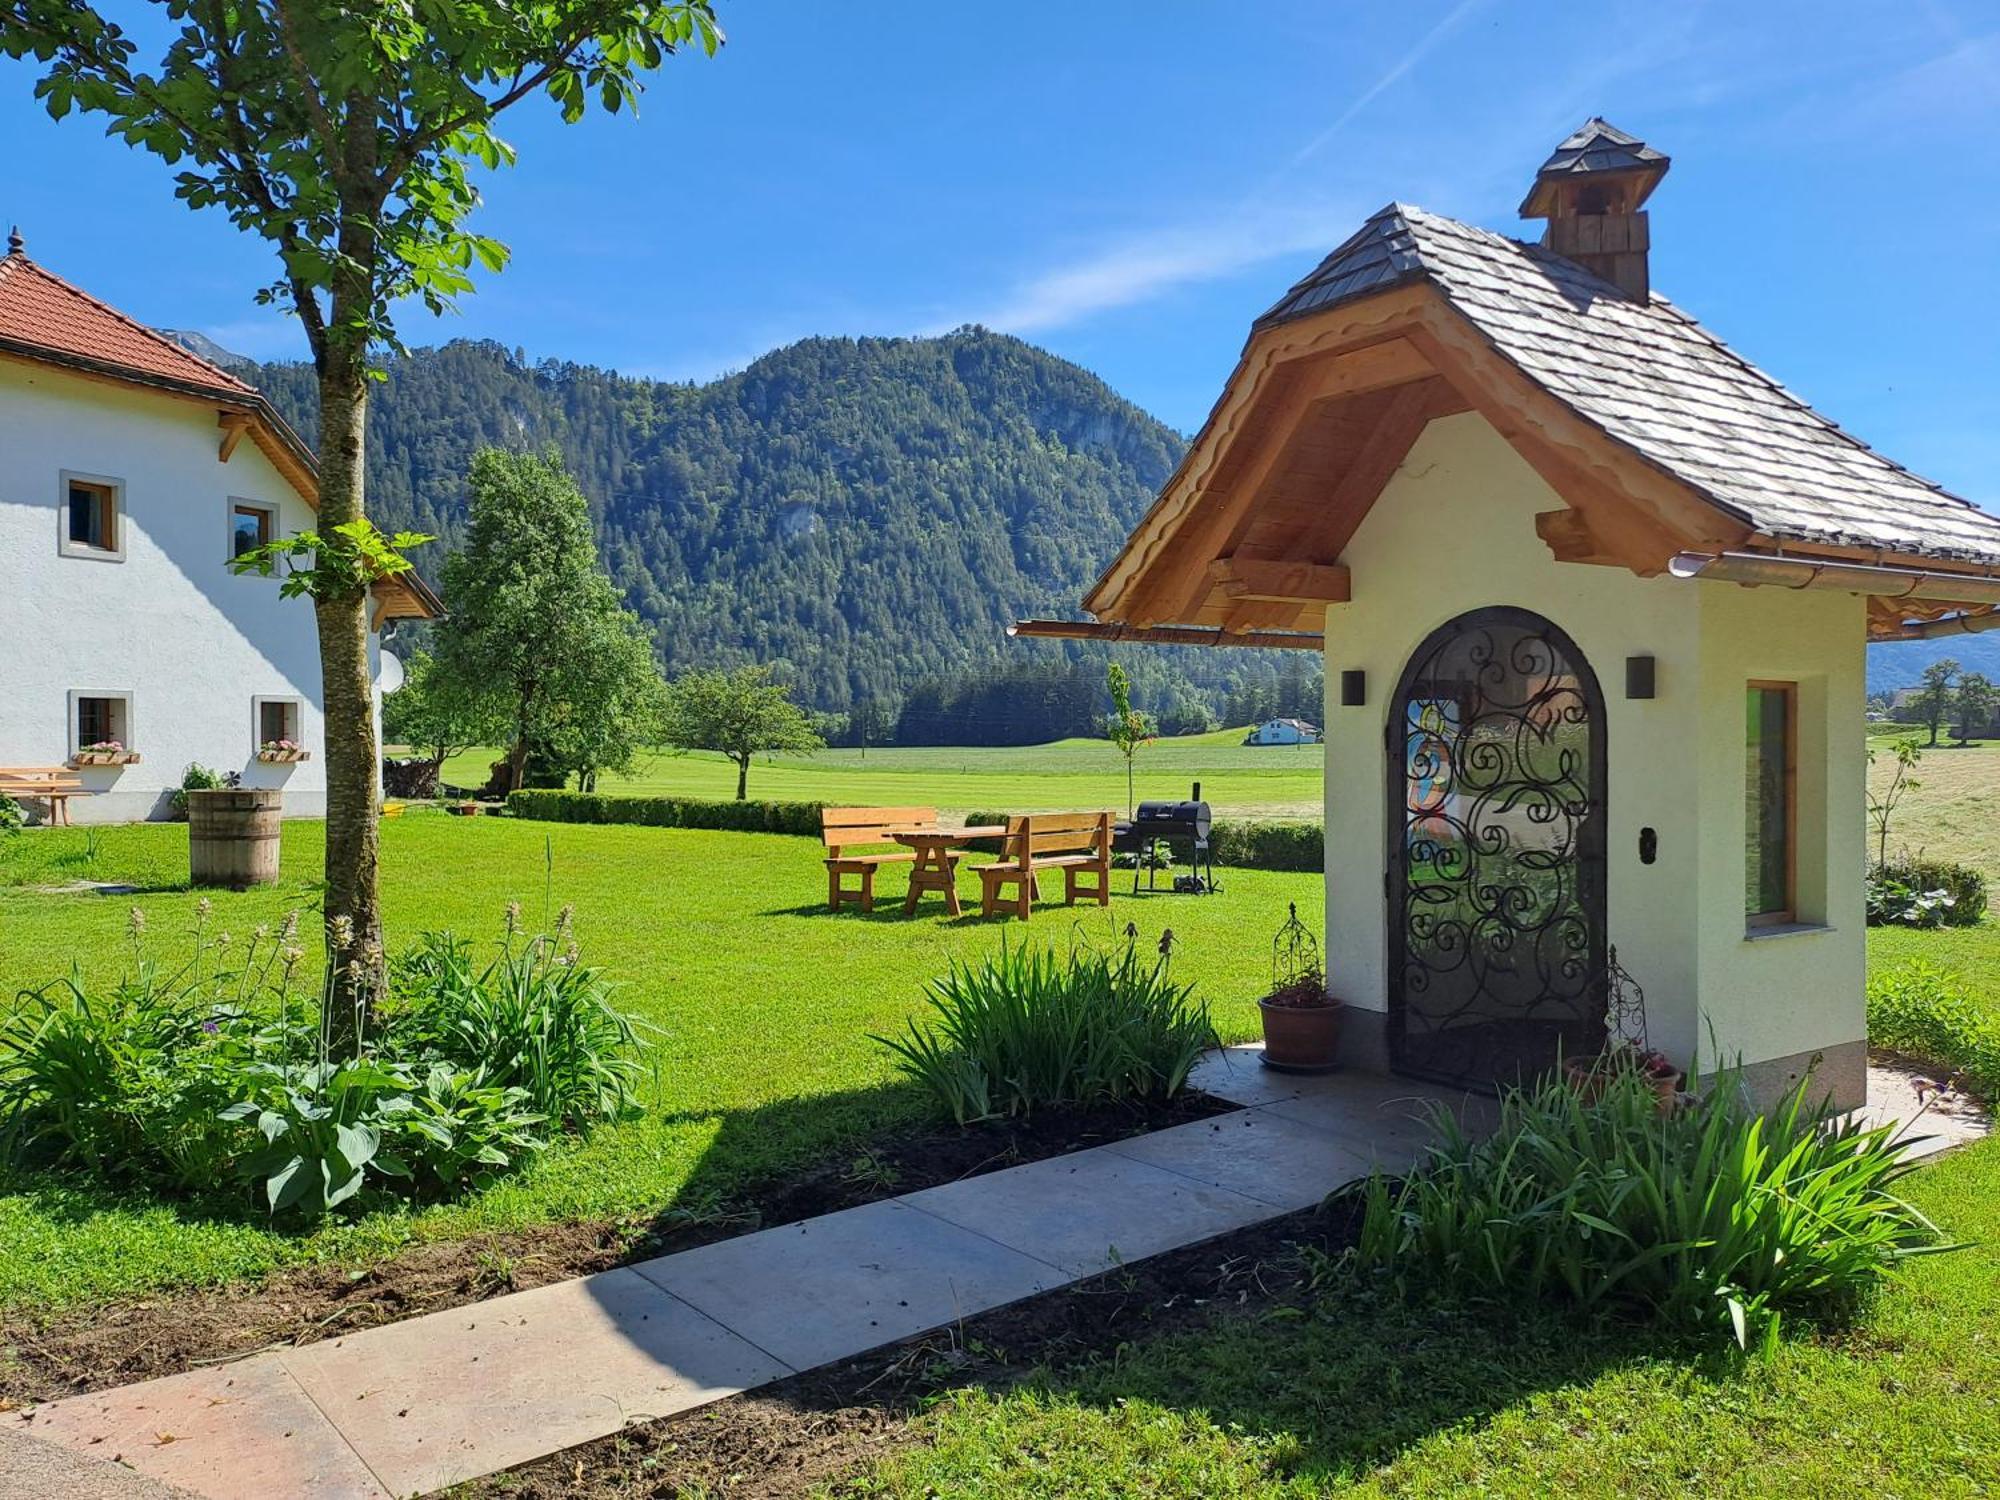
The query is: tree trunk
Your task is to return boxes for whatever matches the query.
[736,753,749,800]
[315,345,383,1045]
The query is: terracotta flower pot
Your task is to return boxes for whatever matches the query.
[1564,1057,1680,1115]
[1259,993,1345,1073]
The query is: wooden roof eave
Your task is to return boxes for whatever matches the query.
[1083,282,1435,622]
[1084,281,1756,631]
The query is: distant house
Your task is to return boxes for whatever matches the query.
[0,231,440,823]
[1244,717,1321,745]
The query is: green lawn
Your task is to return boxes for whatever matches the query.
[857,1136,2000,1498]
[0,813,1316,1309]
[433,730,1328,822]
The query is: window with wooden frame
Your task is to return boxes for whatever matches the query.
[230,499,277,560]
[60,473,124,560]
[257,697,301,744]
[69,691,133,755]
[1745,681,1797,925]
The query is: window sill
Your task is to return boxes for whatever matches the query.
[58,544,125,563]
[1743,921,1834,942]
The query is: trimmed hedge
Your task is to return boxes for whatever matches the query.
[507,790,826,837]
[508,791,1329,874]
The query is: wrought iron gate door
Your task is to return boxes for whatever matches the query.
[1386,607,1606,1091]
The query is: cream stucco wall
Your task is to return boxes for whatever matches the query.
[1320,411,1865,1101]
[0,360,354,821]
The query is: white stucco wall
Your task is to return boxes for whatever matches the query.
[1320,410,1865,1092]
[0,360,342,821]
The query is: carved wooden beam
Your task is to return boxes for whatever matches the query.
[218,410,251,463]
[1209,555,1352,604]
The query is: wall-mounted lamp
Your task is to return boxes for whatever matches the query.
[1340,669,1367,707]
[1625,655,1656,700]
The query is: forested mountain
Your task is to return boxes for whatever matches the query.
[248,330,1325,739]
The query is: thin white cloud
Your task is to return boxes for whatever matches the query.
[960,206,1353,336]
[1279,0,1491,174]
[962,0,1490,338]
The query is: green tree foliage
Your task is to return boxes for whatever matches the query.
[1952,671,1995,745]
[1103,662,1153,817]
[0,0,720,1022]
[663,666,825,800]
[246,331,1321,736]
[382,648,506,776]
[1917,657,1960,746]
[436,448,665,793]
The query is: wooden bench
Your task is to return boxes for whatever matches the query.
[822,806,936,913]
[978,811,1113,920]
[0,766,87,827]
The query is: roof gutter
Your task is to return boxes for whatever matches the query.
[1668,549,2000,640]
[1009,620,1324,651]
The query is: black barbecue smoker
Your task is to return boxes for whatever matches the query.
[1113,783,1218,894]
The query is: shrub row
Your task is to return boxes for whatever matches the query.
[507,789,827,837]
[1866,960,2000,1099]
[510,792,1325,872]
[1865,857,1988,928]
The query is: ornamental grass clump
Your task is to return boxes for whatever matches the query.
[0,902,646,1219]
[878,937,1216,1124]
[1345,1063,1955,1352]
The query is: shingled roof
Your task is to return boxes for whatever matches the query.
[1520,118,1669,213]
[1256,204,2000,566]
[0,234,258,400]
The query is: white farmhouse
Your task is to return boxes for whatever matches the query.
[1028,121,2000,1111]
[1244,717,1322,746]
[0,232,439,823]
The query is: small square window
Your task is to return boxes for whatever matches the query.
[259,698,300,744]
[231,500,276,560]
[69,691,133,757]
[59,473,124,560]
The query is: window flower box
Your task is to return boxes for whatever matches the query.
[256,739,311,765]
[72,741,140,767]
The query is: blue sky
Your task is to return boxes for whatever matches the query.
[3,1,1997,502]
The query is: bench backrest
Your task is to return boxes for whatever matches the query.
[822,805,937,855]
[994,811,1110,869]
[0,767,83,791]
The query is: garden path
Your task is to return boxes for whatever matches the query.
[11,1052,1972,1499]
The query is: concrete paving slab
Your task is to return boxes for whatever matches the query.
[1857,1059,1991,1161]
[902,1147,1276,1276]
[630,1198,1064,1371]
[0,1423,211,1500]
[282,1266,786,1497]
[1100,1107,1376,1209]
[20,1356,386,1500]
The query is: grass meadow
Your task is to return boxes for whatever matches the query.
[0,812,1316,1308]
[434,728,1329,821]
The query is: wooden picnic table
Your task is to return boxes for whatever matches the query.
[889,824,1006,916]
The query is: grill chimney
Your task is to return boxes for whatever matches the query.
[1519,118,1668,301]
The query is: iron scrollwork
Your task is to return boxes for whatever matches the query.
[1387,607,1608,1090]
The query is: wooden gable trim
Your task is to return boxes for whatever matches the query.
[1208,556,1352,605]
[1084,284,1434,621]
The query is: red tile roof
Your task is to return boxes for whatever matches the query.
[0,236,257,399]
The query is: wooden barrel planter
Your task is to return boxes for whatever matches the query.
[187,787,283,889]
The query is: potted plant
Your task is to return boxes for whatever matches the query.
[1562,947,1679,1113]
[256,738,311,764]
[72,740,140,767]
[1564,1043,1681,1113]
[1260,902,1343,1072]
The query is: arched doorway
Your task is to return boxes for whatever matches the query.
[1386,607,1607,1091]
